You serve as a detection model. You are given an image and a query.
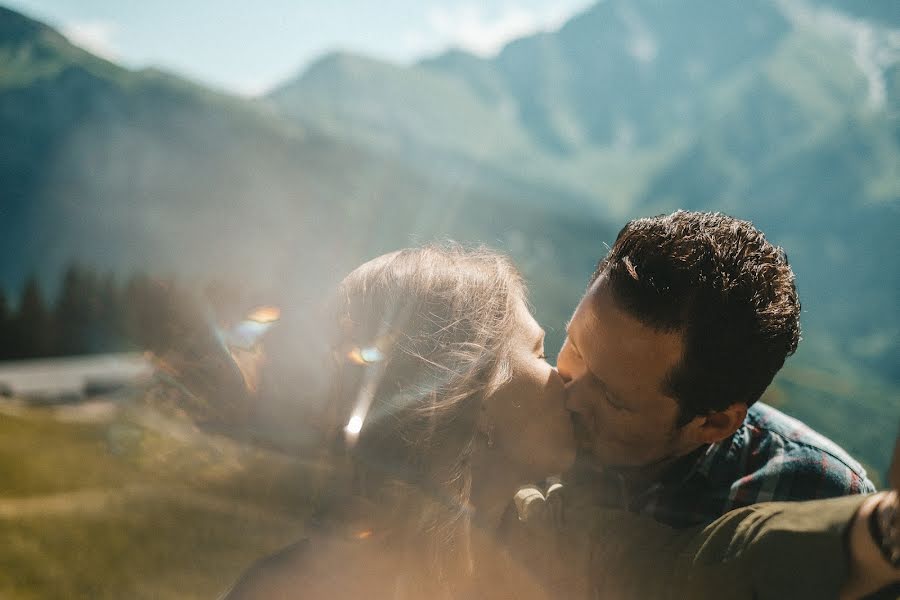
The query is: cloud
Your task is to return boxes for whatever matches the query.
[61,20,121,61]
[416,3,588,58]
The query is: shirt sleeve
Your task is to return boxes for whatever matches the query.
[585,495,867,600]
[726,446,876,509]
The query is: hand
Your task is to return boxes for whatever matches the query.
[839,432,900,599]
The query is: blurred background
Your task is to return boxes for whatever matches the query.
[0,0,897,597]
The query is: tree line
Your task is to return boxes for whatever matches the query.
[0,264,191,361]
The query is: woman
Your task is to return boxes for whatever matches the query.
[221,244,899,599]
[222,244,576,599]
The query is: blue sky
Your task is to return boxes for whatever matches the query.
[6,0,593,95]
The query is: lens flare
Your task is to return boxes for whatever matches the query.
[345,414,364,435]
[347,346,384,365]
[247,306,280,323]
[226,305,281,350]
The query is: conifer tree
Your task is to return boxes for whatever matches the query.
[55,263,88,355]
[0,288,10,360]
[14,276,51,358]
[97,271,125,352]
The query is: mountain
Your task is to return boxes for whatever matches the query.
[267,0,899,210]
[426,0,790,151]
[268,51,537,166]
[0,5,614,352]
[266,0,900,371]
[814,0,900,26]
[265,0,900,478]
[0,2,897,479]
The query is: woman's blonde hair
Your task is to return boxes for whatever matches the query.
[324,243,526,589]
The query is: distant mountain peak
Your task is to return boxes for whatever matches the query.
[284,50,399,88]
[0,5,131,90]
[0,5,65,48]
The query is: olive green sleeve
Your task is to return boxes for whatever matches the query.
[584,495,867,600]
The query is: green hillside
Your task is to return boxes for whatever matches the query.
[268,51,538,164]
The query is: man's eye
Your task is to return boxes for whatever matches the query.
[594,383,625,411]
[603,394,627,412]
[537,353,547,360]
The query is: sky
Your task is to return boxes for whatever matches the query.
[6,0,594,96]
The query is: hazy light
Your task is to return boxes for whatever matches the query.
[347,346,385,365]
[224,305,281,349]
[61,19,121,61]
[345,415,364,435]
[247,305,281,323]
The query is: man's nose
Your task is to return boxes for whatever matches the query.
[556,346,577,383]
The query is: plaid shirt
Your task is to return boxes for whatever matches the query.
[569,402,876,528]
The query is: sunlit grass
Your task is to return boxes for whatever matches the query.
[0,400,325,599]
[0,409,133,496]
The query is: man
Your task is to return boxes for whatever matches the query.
[558,210,874,527]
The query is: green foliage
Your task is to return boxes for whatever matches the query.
[1,266,129,359]
[8,278,51,359]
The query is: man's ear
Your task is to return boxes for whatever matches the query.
[694,403,748,444]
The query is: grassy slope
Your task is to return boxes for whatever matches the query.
[0,401,325,599]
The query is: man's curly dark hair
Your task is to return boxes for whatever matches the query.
[591,210,801,425]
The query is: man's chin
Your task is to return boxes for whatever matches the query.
[583,443,684,471]
[574,438,646,469]
[580,445,624,468]
[569,415,652,468]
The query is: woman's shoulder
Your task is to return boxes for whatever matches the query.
[220,532,399,600]
[220,538,315,600]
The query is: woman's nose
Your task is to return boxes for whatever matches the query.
[556,340,579,383]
